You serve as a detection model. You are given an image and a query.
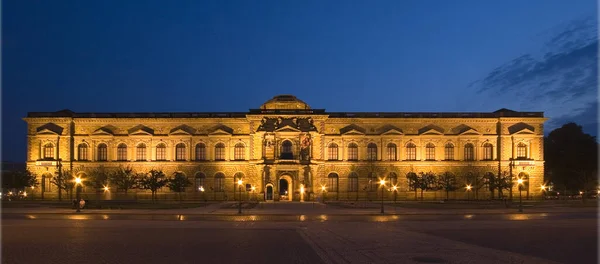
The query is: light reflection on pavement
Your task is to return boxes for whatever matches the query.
[3,212,596,222]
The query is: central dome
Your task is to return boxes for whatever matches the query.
[260,95,310,110]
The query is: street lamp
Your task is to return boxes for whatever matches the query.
[75,177,82,213]
[392,185,398,211]
[300,185,305,202]
[540,185,546,200]
[321,185,327,204]
[379,179,386,214]
[251,186,256,202]
[237,179,243,214]
[517,178,524,212]
[466,185,472,200]
[199,186,206,202]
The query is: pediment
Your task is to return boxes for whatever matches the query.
[275,125,301,132]
[508,123,535,135]
[451,124,479,135]
[418,124,444,135]
[459,128,481,136]
[379,125,403,135]
[170,125,196,135]
[128,125,154,136]
[36,123,64,135]
[209,125,233,135]
[92,126,115,136]
[340,124,366,135]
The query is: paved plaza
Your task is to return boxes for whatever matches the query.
[2,202,598,264]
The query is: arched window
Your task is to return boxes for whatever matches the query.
[444,143,454,160]
[348,142,358,161]
[78,143,88,161]
[483,143,493,160]
[348,172,359,192]
[234,143,245,160]
[136,143,146,161]
[97,143,108,161]
[464,143,474,161]
[280,140,293,159]
[406,142,416,161]
[117,143,127,161]
[425,143,435,160]
[327,143,339,161]
[367,143,377,161]
[517,142,527,159]
[387,143,397,161]
[214,172,225,191]
[327,173,339,192]
[175,143,186,161]
[156,143,166,161]
[215,143,225,161]
[43,143,54,159]
[195,143,206,161]
[194,172,206,191]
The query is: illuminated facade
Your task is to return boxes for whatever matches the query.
[24,95,546,201]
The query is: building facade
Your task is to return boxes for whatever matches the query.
[24,95,546,201]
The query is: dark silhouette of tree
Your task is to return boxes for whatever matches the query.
[167,172,192,201]
[406,172,419,200]
[51,169,74,200]
[109,166,138,195]
[3,169,38,190]
[438,172,458,200]
[139,169,168,202]
[545,123,598,194]
[416,172,437,200]
[495,171,513,199]
[85,166,112,190]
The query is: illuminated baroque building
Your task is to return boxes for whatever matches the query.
[24,95,546,201]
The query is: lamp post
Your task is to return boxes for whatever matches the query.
[237,179,243,214]
[466,185,472,201]
[321,185,326,204]
[251,186,256,202]
[379,179,386,214]
[75,177,82,213]
[199,186,206,202]
[517,178,523,212]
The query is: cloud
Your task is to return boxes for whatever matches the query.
[469,16,598,136]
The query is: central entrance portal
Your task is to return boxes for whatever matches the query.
[278,175,293,201]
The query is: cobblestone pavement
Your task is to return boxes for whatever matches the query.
[2,211,597,263]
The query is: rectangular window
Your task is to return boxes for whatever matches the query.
[464,147,474,161]
[328,147,338,160]
[348,177,358,192]
[215,177,225,192]
[367,148,377,161]
[387,146,397,161]
[176,147,186,161]
[426,148,435,160]
[406,148,416,160]
[215,147,225,161]
[98,147,107,161]
[445,146,454,160]
[156,147,166,161]
[78,147,88,161]
[234,147,245,160]
[44,146,54,159]
[483,147,493,160]
[136,148,146,161]
[328,177,338,192]
[348,148,358,161]
[117,148,127,161]
[196,146,206,161]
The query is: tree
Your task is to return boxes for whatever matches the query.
[484,172,497,199]
[85,166,111,190]
[438,172,458,200]
[495,171,513,199]
[465,172,485,200]
[406,172,419,200]
[416,172,437,200]
[51,169,75,201]
[545,123,598,194]
[167,172,192,201]
[109,166,138,195]
[139,169,168,202]
[3,169,39,190]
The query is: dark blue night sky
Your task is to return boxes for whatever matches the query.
[2,0,597,162]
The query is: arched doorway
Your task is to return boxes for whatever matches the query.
[279,175,293,201]
[265,184,274,201]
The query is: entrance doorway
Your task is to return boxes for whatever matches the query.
[279,175,293,201]
[266,184,273,201]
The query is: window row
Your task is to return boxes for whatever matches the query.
[67,142,246,161]
[325,142,528,161]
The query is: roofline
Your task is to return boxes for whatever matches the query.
[26,110,544,119]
